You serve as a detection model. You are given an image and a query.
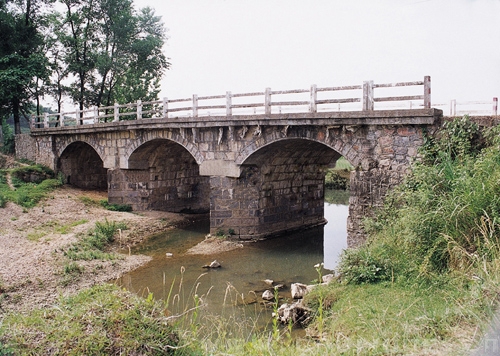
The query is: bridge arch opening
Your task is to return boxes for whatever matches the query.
[57,141,107,190]
[210,138,346,239]
[108,139,210,213]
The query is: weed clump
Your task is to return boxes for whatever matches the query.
[63,219,127,261]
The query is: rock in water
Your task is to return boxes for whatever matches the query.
[202,260,221,268]
[275,301,312,326]
[291,283,309,299]
[263,279,274,286]
[262,289,274,301]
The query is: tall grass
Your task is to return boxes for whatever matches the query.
[0,284,186,355]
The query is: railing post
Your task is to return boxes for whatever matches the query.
[192,94,198,117]
[136,100,142,120]
[363,80,374,111]
[265,87,271,116]
[450,99,456,116]
[93,106,98,124]
[226,91,232,116]
[162,97,168,118]
[44,112,49,128]
[493,97,498,116]
[113,103,119,122]
[424,75,431,108]
[309,84,317,113]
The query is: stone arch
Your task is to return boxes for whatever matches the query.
[123,130,204,168]
[210,137,346,239]
[234,126,362,168]
[108,138,210,213]
[56,135,106,164]
[57,141,107,189]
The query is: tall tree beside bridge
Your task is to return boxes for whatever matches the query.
[55,0,169,113]
[0,0,50,135]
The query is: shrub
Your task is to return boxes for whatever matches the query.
[100,200,133,212]
[338,247,392,284]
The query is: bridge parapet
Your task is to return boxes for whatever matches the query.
[31,77,431,129]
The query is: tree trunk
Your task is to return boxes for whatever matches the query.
[13,97,21,135]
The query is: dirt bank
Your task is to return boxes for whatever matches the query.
[0,186,193,313]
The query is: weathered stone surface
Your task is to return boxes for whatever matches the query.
[17,109,444,246]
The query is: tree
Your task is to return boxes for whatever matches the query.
[0,0,50,134]
[56,0,169,115]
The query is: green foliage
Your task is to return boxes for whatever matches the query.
[10,164,55,185]
[0,284,183,355]
[421,115,480,163]
[100,200,133,212]
[54,0,169,112]
[338,247,392,284]
[63,219,126,261]
[346,116,500,283]
[0,118,14,154]
[0,2,49,133]
[325,170,348,190]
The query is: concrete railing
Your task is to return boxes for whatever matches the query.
[32,76,431,129]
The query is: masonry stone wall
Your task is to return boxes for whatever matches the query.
[15,134,42,163]
[24,109,442,245]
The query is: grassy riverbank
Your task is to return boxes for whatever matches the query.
[2,116,500,354]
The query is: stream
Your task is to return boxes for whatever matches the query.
[117,189,349,336]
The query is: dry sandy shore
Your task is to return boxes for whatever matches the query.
[0,186,193,313]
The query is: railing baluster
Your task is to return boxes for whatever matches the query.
[493,97,498,116]
[363,81,374,111]
[162,97,168,118]
[93,106,98,124]
[44,112,48,128]
[424,75,431,109]
[114,103,119,122]
[193,94,198,117]
[309,84,317,113]
[136,100,142,120]
[226,91,232,116]
[265,88,271,116]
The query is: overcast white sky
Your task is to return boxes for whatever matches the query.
[133,0,499,109]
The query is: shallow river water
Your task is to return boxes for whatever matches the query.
[117,190,348,334]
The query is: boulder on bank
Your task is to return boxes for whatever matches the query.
[275,301,312,326]
[291,282,314,299]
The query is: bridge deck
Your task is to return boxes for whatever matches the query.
[30,108,441,136]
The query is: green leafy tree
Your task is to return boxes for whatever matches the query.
[55,0,169,115]
[0,0,50,134]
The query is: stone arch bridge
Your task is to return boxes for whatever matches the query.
[17,78,442,246]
